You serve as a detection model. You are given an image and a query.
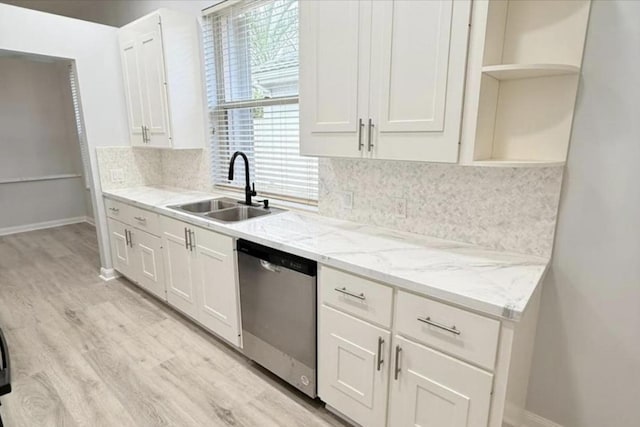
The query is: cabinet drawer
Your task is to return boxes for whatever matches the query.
[320,266,393,328]
[395,291,500,370]
[105,198,129,221]
[127,205,160,236]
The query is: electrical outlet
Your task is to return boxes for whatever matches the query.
[341,191,353,210]
[394,197,407,218]
[110,169,124,183]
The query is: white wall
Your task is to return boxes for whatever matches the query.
[527,1,640,426]
[0,56,81,178]
[0,54,88,230]
[0,3,130,273]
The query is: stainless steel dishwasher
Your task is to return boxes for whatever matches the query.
[237,239,317,398]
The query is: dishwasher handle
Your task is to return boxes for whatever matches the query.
[259,259,281,273]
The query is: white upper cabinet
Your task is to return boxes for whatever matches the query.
[300,0,471,162]
[299,0,371,158]
[118,9,207,149]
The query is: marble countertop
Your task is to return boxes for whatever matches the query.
[102,185,549,321]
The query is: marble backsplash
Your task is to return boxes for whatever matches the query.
[95,147,563,258]
[319,158,564,258]
[96,147,162,190]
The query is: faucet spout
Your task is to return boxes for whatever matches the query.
[228,151,256,206]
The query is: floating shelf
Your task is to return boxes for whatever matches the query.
[482,64,580,81]
[472,159,566,168]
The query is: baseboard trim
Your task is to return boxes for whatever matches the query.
[99,268,120,282]
[84,216,95,226]
[0,216,88,237]
[524,411,563,427]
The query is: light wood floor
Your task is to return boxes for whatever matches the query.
[0,223,347,427]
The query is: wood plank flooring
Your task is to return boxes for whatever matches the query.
[0,223,347,427]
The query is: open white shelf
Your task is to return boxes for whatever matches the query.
[482,64,580,81]
[460,0,592,167]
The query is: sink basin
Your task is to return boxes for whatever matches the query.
[205,206,272,222]
[175,198,239,213]
[168,197,285,223]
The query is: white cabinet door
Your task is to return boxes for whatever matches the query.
[299,0,371,158]
[318,305,390,427]
[161,217,198,319]
[107,218,134,279]
[137,14,171,148]
[193,228,241,347]
[120,39,146,146]
[118,13,172,148]
[388,335,493,427]
[369,0,471,162]
[131,229,166,300]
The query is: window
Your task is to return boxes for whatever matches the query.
[203,0,318,203]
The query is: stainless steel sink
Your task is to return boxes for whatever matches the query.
[168,197,284,223]
[205,206,272,222]
[173,198,239,213]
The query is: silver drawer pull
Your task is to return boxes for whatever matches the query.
[394,345,402,380]
[109,207,119,212]
[417,316,461,336]
[134,216,146,222]
[376,337,384,371]
[334,287,365,300]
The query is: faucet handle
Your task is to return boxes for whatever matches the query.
[251,182,257,196]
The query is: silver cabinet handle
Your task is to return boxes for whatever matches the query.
[184,227,189,250]
[394,345,402,380]
[357,118,364,151]
[109,207,119,212]
[144,125,150,143]
[125,229,133,248]
[377,337,384,371]
[367,118,374,152]
[334,287,365,300]
[124,229,129,247]
[141,125,146,143]
[189,230,195,252]
[134,216,146,222]
[417,316,461,336]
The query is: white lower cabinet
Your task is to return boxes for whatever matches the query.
[161,216,198,318]
[106,198,242,349]
[318,305,390,427]
[192,227,241,347]
[388,335,493,427]
[107,217,165,299]
[318,266,501,427]
[107,218,134,279]
[160,215,241,347]
[130,228,165,300]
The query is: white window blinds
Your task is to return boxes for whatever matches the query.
[203,0,318,203]
[68,63,91,189]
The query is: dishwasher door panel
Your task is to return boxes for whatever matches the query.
[238,252,317,397]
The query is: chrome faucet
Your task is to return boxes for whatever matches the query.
[228,151,256,206]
